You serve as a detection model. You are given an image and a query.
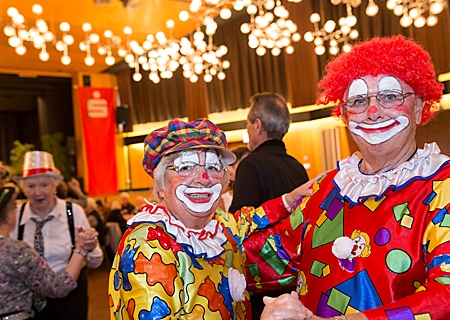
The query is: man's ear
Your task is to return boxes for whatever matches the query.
[254,118,263,133]
[415,98,425,125]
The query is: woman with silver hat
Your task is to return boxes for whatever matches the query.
[108,118,316,319]
[10,151,103,320]
[0,179,97,319]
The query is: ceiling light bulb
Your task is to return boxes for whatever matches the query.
[265,0,275,10]
[39,50,49,61]
[393,5,404,16]
[247,5,258,15]
[123,26,132,35]
[343,43,352,52]
[223,60,230,69]
[314,45,326,55]
[15,45,26,55]
[82,23,92,33]
[329,46,339,55]
[6,7,19,17]
[346,15,357,27]
[133,72,142,81]
[84,55,95,66]
[8,36,21,48]
[189,75,198,83]
[408,8,420,19]
[220,8,232,20]
[386,0,396,10]
[56,41,65,51]
[218,72,226,80]
[234,0,245,11]
[310,13,321,23]
[414,16,426,28]
[285,45,294,54]
[400,14,413,27]
[166,19,175,29]
[105,55,116,66]
[60,22,71,32]
[12,14,25,25]
[426,15,438,27]
[104,30,113,38]
[271,47,281,56]
[179,10,189,22]
[63,34,74,45]
[4,25,16,37]
[61,55,71,65]
[366,2,379,16]
[32,4,43,15]
[204,73,213,82]
[430,2,444,14]
[324,20,336,33]
[256,46,266,56]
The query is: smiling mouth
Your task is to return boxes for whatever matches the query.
[356,119,399,133]
[186,192,212,203]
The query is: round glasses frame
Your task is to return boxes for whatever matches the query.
[166,162,227,178]
[342,90,415,114]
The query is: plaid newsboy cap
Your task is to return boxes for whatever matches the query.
[142,118,236,177]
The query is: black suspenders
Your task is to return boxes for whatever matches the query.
[18,201,76,249]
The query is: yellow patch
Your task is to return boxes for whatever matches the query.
[363,196,386,212]
[400,215,414,229]
[429,178,450,211]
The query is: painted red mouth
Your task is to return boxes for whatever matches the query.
[356,119,400,134]
[185,192,212,204]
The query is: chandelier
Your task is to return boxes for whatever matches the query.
[3,5,74,64]
[239,0,301,56]
[304,3,359,56]
[386,0,447,28]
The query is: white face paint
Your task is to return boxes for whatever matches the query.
[348,116,410,145]
[173,150,200,166]
[348,78,368,98]
[175,183,222,213]
[171,149,223,213]
[378,76,402,91]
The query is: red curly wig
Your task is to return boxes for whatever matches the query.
[316,35,444,125]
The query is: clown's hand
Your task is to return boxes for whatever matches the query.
[261,291,313,320]
[284,171,330,210]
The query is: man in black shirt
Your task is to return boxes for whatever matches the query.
[229,92,309,318]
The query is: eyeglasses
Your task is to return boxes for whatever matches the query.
[167,162,226,178]
[343,90,415,114]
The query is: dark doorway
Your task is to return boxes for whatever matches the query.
[0,73,74,164]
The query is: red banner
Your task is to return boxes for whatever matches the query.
[78,87,118,195]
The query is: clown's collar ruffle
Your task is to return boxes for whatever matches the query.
[127,203,227,259]
[334,142,450,204]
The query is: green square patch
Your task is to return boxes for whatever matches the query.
[393,202,410,222]
[441,214,450,228]
[310,260,326,278]
[327,288,351,314]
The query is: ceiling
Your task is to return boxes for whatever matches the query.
[0,0,198,75]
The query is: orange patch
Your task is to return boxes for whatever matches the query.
[134,252,177,296]
[127,299,135,319]
[198,277,230,318]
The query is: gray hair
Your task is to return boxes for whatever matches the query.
[19,175,61,190]
[248,92,291,139]
[152,149,229,202]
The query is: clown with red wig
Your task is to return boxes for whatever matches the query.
[243,35,450,320]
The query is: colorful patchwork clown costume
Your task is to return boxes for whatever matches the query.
[108,118,307,319]
[245,36,450,319]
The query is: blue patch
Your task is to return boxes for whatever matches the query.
[218,272,234,318]
[139,297,171,319]
[426,254,450,273]
[119,244,139,291]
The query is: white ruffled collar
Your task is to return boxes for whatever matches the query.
[334,142,450,204]
[127,203,228,259]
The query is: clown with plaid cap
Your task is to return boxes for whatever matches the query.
[251,36,450,319]
[108,118,315,319]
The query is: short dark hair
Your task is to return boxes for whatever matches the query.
[248,92,291,139]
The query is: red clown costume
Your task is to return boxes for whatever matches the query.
[244,36,450,319]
